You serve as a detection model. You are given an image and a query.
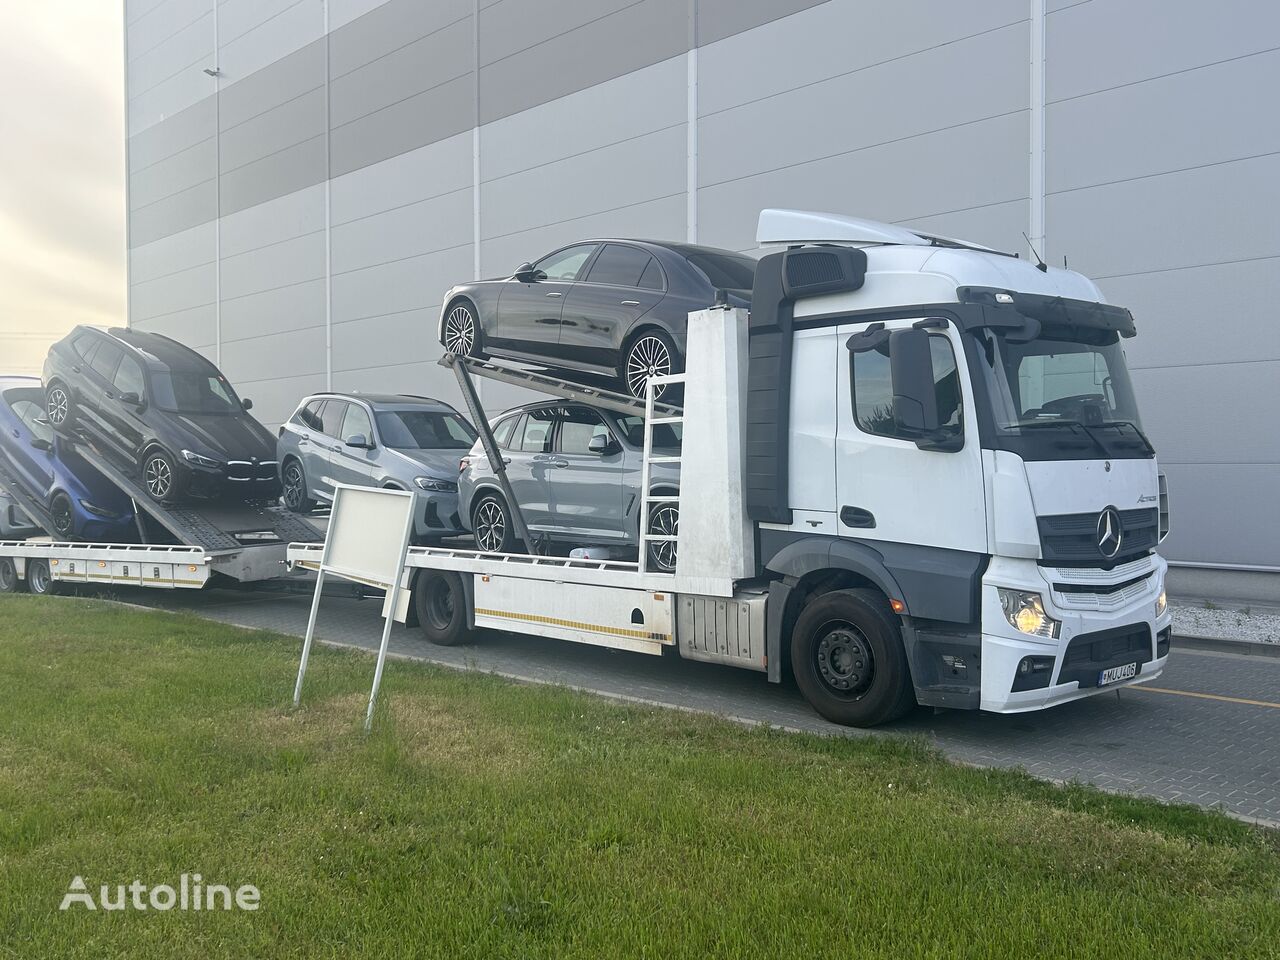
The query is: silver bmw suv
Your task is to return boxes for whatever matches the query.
[459,401,681,570]
[277,393,478,542]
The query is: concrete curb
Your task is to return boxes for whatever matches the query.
[1172,633,1280,659]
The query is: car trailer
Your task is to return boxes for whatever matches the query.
[290,305,771,683]
[0,422,328,596]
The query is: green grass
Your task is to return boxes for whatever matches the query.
[0,596,1278,959]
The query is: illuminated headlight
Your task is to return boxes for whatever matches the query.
[1155,587,1167,618]
[182,449,222,469]
[78,500,116,518]
[997,588,1060,639]
[414,476,457,492]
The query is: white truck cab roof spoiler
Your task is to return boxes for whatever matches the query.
[756,208,1003,255]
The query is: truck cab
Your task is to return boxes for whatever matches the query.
[746,210,1171,724]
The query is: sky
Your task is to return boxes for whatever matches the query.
[0,1,125,376]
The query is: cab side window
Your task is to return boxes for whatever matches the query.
[113,356,146,399]
[851,332,963,443]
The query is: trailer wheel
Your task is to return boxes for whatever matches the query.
[0,558,25,594]
[414,569,470,646]
[790,588,914,727]
[25,558,58,596]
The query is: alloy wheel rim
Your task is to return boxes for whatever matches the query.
[626,336,671,399]
[475,501,505,552]
[647,503,679,572]
[52,499,73,537]
[283,464,304,507]
[815,622,875,699]
[146,457,172,499]
[48,388,68,425]
[444,306,476,356]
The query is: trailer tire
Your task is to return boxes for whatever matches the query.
[25,558,58,596]
[414,569,470,646]
[0,558,25,594]
[790,587,914,727]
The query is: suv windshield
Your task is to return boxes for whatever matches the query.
[152,367,242,415]
[972,322,1152,459]
[376,410,477,450]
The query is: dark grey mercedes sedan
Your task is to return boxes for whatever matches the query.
[437,240,755,398]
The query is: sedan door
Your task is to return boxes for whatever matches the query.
[543,406,626,541]
[327,401,378,489]
[493,244,598,359]
[559,244,665,371]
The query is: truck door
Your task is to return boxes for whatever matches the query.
[834,318,987,553]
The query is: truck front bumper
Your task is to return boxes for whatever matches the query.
[978,554,1172,713]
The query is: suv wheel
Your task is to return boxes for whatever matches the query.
[645,500,679,573]
[472,494,516,553]
[281,459,316,513]
[46,381,74,430]
[143,450,178,503]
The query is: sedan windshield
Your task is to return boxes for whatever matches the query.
[376,410,477,450]
[152,368,242,415]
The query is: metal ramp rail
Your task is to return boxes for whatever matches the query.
[439,353,682,565]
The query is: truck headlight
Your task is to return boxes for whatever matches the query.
[182,449,222,469]
[414,476,457,492]
[1155,587,1167,618]
[997,588,1060,639]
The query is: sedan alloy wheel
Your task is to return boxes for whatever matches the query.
[444,303,478,357]
[625,335,673,400]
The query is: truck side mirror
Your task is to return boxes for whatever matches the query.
[888,328,940,436]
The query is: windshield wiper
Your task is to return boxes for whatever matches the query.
[1013,419,1110,458]
[1094,420,1156,456]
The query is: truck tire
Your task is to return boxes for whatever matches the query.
[25,558,58,596]
[790,587,915,727]
[413,569,470,646]
[0,558,25,594]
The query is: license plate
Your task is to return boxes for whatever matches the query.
[1098,662,1138,686]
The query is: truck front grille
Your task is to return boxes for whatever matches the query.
[1037,507,1158,567]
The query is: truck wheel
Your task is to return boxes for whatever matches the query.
[790,588,915,727]
[0,558,25,594]
[472,494,517,553]
[25,558,58,596]
[414,569,470,646]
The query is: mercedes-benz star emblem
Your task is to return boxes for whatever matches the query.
[1097,506,1123,559]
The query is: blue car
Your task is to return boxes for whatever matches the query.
[0,376,138,542]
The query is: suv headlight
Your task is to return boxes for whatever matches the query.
[414,476,457,492]
[182,449,222,469]
[997,588,1060,639]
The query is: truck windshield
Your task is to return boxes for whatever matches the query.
[972,323,1153,459]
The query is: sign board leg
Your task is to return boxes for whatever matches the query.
[364,499,417,732]
[293,569,327,706]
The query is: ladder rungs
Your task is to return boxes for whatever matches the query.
[648,417,682,426]
[647,456,681,464]
[643,496,680,504]
[642,534,678,543]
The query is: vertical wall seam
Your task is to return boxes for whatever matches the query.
[1029,0,1046,260]
[324,0,333,391]
[472,0,483,404]
[213,0,222,366]
[122,2,133,328]
[686,0,698,243]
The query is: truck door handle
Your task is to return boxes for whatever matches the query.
[621,300,640,306]
[545,292,562,298]
[840,505,876,529]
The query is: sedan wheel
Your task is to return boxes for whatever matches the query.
[646,502,679,573]
[443,302,480,357]
[624,333,674,400]
[50,493,75,540]
[143,451,177,503]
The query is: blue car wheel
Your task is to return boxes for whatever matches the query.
[50,493,75,540]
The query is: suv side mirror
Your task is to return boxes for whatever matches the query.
[513,261,545,283]
[888,328,963,453]
[241,398,254,411]
[345,434,372,449]
[588,434,618,455]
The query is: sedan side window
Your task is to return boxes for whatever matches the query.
[320,400,347,438]
[557,407,612,455]
[585,244,653,287]
[341,403,373,444]
[113,356,145,399]
[517,408,555,453]
[534,245,597,282]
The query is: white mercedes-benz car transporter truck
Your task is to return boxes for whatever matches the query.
[305,208,1172,729]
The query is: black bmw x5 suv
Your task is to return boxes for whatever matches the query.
[43,327,280,503]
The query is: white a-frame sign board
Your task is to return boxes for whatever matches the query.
[292,484,417,731]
